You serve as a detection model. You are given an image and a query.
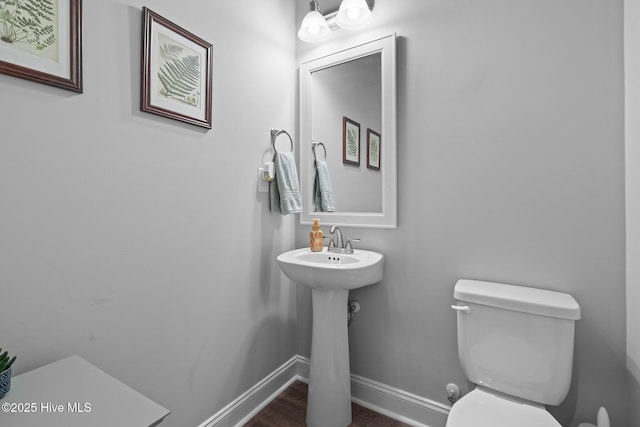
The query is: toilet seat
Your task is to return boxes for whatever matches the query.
[446,388,561,427]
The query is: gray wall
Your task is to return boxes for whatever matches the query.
[296,1,628,426]
[0,1,297,426]
[625,0,640,425]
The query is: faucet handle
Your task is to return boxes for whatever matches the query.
[345,237,360,253]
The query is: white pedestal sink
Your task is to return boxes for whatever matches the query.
[277,248,384,427]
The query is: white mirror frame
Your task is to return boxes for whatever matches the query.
[299,33,397,228]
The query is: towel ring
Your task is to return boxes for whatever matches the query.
[312,142,327,162]
[271,129,293,153]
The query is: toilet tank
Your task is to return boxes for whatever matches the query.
[453,279,581,406]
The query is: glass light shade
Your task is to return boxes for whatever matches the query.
[336,0,372,30]
[298,10,331,43]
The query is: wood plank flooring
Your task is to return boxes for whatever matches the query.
[244,380,412,427]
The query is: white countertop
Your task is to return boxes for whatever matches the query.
[0,355,170,427]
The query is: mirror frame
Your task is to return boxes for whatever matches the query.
[299,33,397,228]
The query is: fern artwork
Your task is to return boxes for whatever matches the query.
[0,0,58,62]
[367,129,381,170]
[142,8,212,128]
[369,136,379,164]
[342,117,361,166]
[156,32,201,108]
[347,127,358,157]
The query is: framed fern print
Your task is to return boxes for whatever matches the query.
[0,0,82,92]
[342,116,360,166]
[141,8,212,129]
[366,128,381,170]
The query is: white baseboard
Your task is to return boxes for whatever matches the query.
[200,355,450,427]
[198,355,301,427]
[351,374,450,427]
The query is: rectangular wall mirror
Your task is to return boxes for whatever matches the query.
[299,33,397,228]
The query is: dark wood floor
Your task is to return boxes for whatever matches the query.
[244,380,412,427]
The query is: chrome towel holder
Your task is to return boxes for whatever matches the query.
[271,129,294,153]
[312,141,327,161]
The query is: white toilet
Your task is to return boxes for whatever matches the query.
[446,279,581,427]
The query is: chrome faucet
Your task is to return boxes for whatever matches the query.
[329,226,344,250]
[328,226,359,254]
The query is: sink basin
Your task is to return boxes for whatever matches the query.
[277,247,384,427]
[276,247,383,290]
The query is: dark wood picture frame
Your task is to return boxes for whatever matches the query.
[342,116,361,166]
[0,0,83,93]
[141,7,213,129]
[366,128,381,170]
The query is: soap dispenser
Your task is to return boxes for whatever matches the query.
[310,219,324,252]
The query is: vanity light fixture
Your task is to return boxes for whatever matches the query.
[298,0,331,43]
[336,0,372,30]
[298,0,373,43]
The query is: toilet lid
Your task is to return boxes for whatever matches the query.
[446,388,562,427]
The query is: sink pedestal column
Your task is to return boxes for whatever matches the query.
[306,288,352,427]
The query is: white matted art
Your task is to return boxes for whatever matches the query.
[141,7,212,129]
[0,0,82,92]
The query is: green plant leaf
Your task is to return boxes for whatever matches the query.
[0,348,16,372]
[5,356,16,370]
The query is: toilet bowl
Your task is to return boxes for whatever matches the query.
[447,279,581,427]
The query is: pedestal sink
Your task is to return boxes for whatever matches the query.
[277,247,384,427]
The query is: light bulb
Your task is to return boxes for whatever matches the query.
[298,8,330,43]
[336,0,372,30]
[347,7,360,20]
